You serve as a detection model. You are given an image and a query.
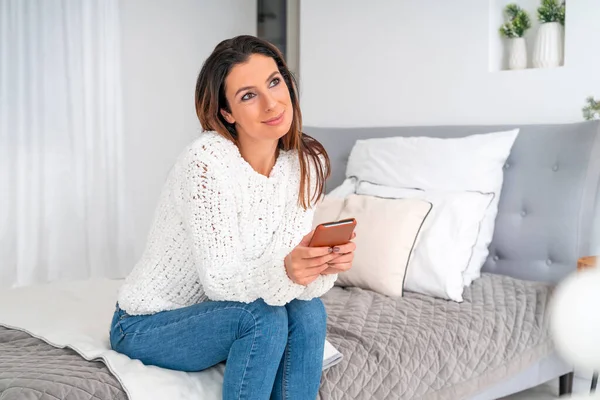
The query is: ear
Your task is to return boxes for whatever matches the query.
[220,109,235,124]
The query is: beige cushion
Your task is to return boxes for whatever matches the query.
[312,194,432,297]
[312,195,345,226]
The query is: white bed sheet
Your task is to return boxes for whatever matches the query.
[0,278,342,400]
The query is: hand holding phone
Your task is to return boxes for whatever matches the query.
[284,234,339,286]
[309,218,357,276]
[284,218,357,286]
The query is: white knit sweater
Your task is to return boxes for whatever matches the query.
[118,131,337,315]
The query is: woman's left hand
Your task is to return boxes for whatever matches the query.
[320,233,356,275]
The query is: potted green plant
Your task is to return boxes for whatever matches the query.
[582,97,600,121]
[532,0,566,68]
[499,4,532,70]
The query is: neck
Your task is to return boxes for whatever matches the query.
[237,134,279,177]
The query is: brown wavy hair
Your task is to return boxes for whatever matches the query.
[194,35,330,210]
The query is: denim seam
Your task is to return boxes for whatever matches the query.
[236,310,258,400]
[282,338,291,400]
[119,305,255,337]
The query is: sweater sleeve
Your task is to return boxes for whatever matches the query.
[297,274,338,300]
[180,149,305,306]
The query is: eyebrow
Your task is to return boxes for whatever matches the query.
[234,71,279,97]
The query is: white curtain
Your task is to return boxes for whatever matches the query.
[0,0,134,288]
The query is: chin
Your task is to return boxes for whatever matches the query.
[275,121,293,139]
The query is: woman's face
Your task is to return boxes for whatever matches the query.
[221,54,293,143]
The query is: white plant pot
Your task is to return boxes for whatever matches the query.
[532,22,564,68]
[508,37,527,70]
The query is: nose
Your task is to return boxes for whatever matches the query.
[262,91,277,112]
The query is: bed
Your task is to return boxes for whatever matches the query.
[1,120,599,400]
[306,120,600,399]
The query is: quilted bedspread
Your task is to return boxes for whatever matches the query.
[318,273,555,400]
[0,273,554,400]
[0,326,127,400]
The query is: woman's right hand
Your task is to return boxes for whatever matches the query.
[284,230,339,286]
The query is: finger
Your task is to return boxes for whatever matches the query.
[320,267,340,275]
[297,262,331,276]
[325,262,352,272]
[326,253,344,262]
[331,241,356,254]
[327,253,353,264]
[298,246,332,259]
[298,265,330,283]
[306,253,339,267]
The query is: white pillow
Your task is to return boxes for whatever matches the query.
[326,178,357,199]
[312,194,432,297]
[346,129,519,286]
[357,182,493,302]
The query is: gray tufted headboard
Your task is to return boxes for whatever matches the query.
[304,121,600,283]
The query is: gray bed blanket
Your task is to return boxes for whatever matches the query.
[0,273,553,400]
[318,273,555,400]
[0,326,127,400]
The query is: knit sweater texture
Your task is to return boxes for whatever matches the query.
[118,131,336,315]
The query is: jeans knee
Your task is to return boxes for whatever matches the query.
[287,298,327,340]
[239,299,288,345]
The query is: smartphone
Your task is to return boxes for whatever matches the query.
[308,218,357,248]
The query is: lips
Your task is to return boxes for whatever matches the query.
[263,111,285,126]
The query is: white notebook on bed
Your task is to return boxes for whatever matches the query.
[323,339,343,370]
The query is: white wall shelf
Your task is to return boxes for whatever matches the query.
[489,0,566,72]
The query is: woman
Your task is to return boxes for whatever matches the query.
[109,35,356,400]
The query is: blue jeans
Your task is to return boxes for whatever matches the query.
[109,298,327,400]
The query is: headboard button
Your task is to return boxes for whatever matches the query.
[493,255,499,262]
[552,164,559,171]
[521,210,527,217]
[546,259,553,266]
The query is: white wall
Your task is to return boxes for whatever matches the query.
[299,0,600,127]
[300,0,600,384]
[120,0,256,257]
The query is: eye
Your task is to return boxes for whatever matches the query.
[269,77,281,87]
[241,92,256,101]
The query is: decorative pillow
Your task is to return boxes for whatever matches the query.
[357,182,493,302]
[312,195,345,230]
[312,194,432,297]
[346,129,519,286]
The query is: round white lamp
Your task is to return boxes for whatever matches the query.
[550,266,600,398]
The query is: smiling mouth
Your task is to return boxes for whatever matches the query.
[263,111,285,125]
